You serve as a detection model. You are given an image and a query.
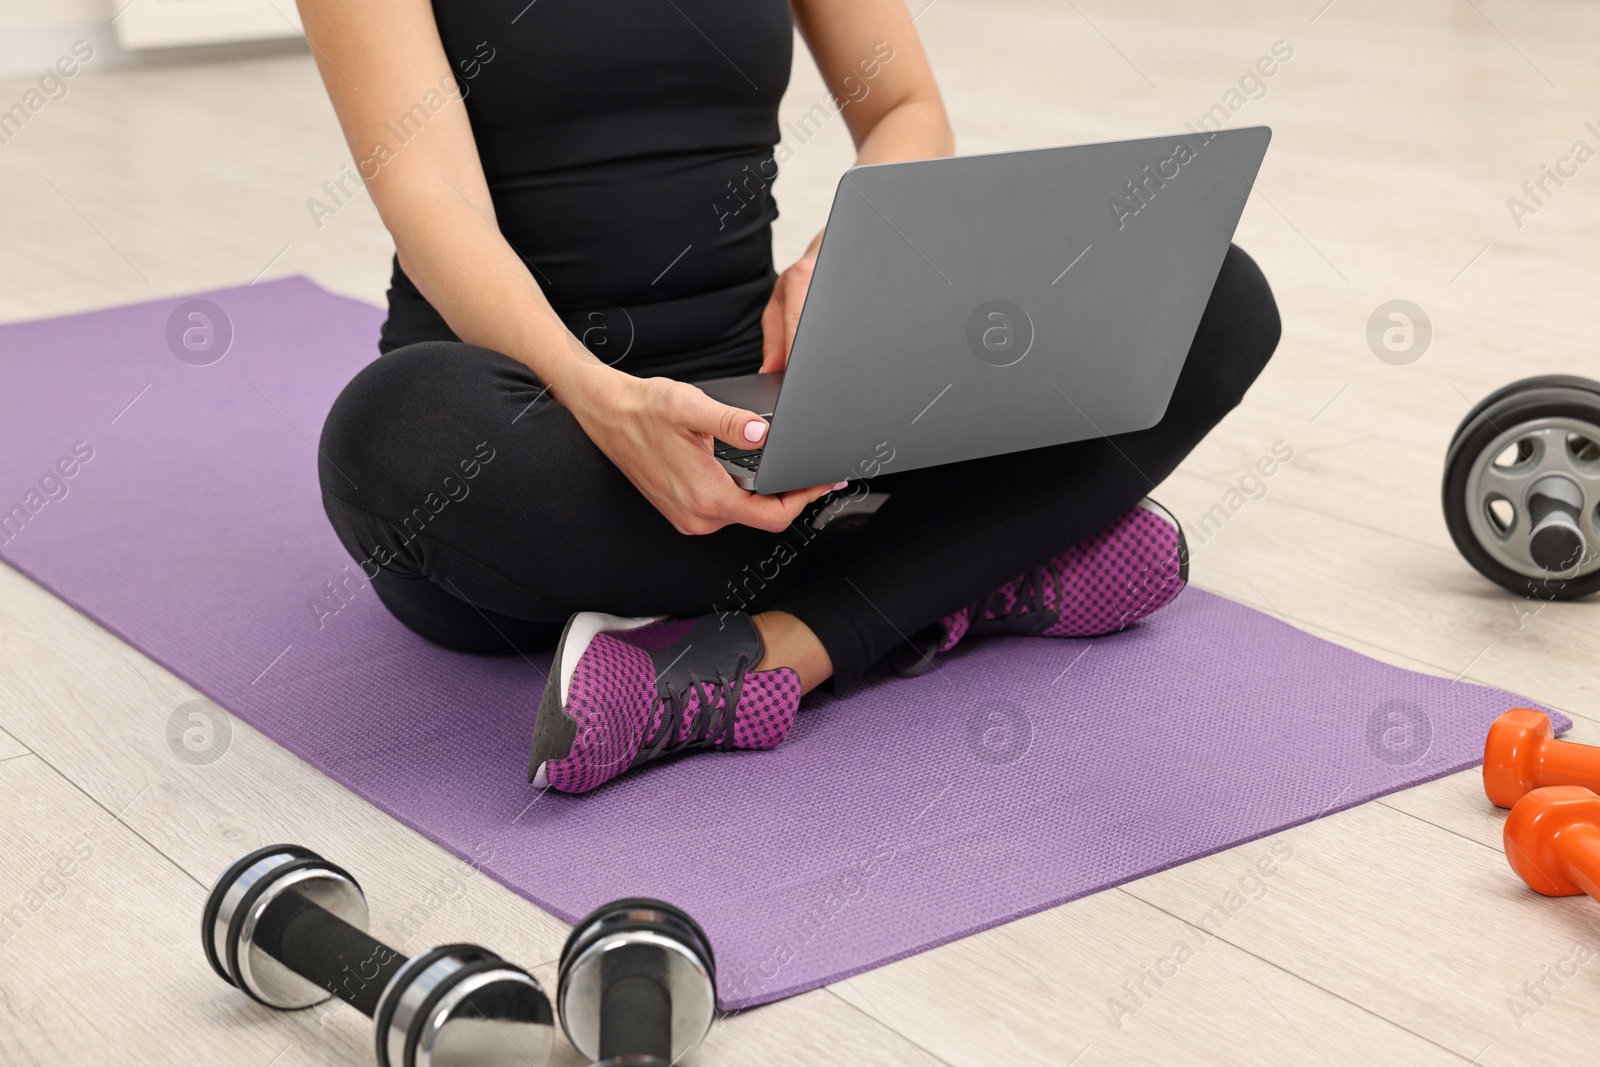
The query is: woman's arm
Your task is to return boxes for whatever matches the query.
[296,0,839,532]
[761,0,956,371]
[296,0,588,391]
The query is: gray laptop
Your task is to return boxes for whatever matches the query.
[702,126,1271,494]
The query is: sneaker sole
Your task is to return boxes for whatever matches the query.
[526,611,657,785]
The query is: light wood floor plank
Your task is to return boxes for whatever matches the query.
[828,862,1462,1066]
[0,753,377,1067]
[1122,801,1600,1064]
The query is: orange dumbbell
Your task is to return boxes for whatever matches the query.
[1503,786,1600,900]
[1483,708,1600,808]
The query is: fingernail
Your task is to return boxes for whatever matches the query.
[832,481,848,491]
[744,420,766,443]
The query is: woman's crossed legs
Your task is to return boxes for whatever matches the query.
[318,245,1281,790]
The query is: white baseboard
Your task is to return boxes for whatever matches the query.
[0,25,128,80]
[114,0,302,51]
[0,19,309,82]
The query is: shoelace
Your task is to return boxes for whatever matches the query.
[972,567,1049,625]
[636,657,748,764]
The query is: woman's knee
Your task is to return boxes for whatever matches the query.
[1176,244,1282,416]
[318,341,525,510]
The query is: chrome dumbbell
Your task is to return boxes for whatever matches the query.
[557,898,718,1067]
[202,845,553,1067]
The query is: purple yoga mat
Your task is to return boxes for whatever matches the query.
[0,278,1564,1008]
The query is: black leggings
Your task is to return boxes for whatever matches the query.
[317,245,1280,684]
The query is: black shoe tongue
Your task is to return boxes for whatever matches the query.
[648,613,762,695]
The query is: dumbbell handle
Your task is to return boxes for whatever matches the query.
[1488,720,1600,801]
[1526,740,1600,793]
[253,889,409,1018]
[598,945,674,1064]
[1554,825,1600,901]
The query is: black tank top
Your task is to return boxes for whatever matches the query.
[379,0,794,381]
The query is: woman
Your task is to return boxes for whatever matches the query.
[303,0,1280,794]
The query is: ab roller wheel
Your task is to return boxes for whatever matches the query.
[203,846,717,1067]
[1444,375,1600,598]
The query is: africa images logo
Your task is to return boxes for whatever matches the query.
[966,299,1033,367]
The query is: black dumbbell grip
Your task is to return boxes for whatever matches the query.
[597,946,673,1063]
[253,888,409,1018]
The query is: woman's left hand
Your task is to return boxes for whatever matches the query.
[760,229,824,373]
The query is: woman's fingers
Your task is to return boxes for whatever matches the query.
[584,372,846,536]
[780,263,810,356]
[785,480,849,511]
[720,479,846,533]
[759,289,787,373]
[642,375,849,534]
[759,257,814,374]
[665,381,768,449]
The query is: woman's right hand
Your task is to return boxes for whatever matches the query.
[558,362,844,536]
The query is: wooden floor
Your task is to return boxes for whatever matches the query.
[3,0,1600,1062]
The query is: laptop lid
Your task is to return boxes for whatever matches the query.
[752,126,1271,493]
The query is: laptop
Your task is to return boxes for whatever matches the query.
[701,126,1271,494]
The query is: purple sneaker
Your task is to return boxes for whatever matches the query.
[893,499,1189,676]
[527,611,801,794]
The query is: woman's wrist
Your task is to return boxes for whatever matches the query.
[546,353,631,420]
[508,320,605,405]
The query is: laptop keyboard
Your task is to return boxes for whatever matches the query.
[713,440,763,470]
